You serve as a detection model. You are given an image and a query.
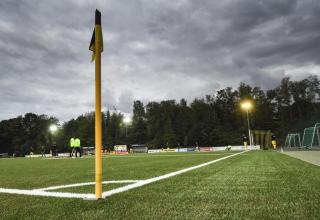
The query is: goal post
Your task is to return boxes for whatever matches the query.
[284,133,301,148]
[302,123,320,149]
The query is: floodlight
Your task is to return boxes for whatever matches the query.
[123,116,132,124]
[241,101,252,111]
[49,124,58,133]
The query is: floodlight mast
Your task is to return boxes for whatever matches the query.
[123,116,132,137]
[48,124,58,149]
[241,101,253,147]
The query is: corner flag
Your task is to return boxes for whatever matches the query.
[89,10,104,62]
[90,9,103,199]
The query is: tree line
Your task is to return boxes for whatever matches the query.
[1,76,319,155]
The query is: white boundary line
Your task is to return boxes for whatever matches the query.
[106,153,236,158]
[34,180,140,191]
[0,188,95,199]
[0,151,247,199]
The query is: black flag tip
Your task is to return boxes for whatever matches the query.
[95,9,101,25]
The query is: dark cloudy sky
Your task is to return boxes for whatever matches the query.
[1,0,320,121]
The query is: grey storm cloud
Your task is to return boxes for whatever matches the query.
[1,0,320,121]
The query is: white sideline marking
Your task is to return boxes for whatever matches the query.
[0,151,247,199]
[102,151,247,198]
[34,180,140,191]
[106,153,236,158]
[0,188,95,199]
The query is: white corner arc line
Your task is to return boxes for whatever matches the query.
[34,180,140,191]
[102,150,248,198]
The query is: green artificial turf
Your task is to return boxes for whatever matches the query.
[0,151,319,220]
[0,152,230,189]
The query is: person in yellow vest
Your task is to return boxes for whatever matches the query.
[70,137,75,157]
[271,135,277,150]
[74,138,82,157]
[242,134,248,150]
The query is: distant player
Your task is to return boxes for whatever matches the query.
[242,134,248,150]
[30,147,34,156]
[75,138,82,157]
[41,146,45,157]
[51,143,57,157]
[70,137,75,157]
[271,135,277,150]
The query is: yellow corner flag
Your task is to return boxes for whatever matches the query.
[90,9,103,199]
[89,10,104,62]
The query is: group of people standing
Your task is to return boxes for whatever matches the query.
[70,137,82,157]
[242,134,277,149]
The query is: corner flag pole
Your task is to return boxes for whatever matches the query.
[90,9,104,199]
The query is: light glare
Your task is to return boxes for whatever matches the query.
[49,124,58,133]
[241,101,252,110]
[123,116,132,124]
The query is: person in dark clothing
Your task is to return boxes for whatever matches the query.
[41,146,45,157]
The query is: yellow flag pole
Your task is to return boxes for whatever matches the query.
[94,10,102,199]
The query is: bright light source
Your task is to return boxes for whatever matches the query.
[49,124,58,133]
[241,101,252,110]
[123,116,132,124]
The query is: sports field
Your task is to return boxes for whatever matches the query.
[0,151,319,219]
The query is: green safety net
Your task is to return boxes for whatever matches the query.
[285,134,301,148]
[302,123,320,148]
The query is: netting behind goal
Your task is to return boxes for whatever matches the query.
[284,134,301,148]
[302,123,320,148]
